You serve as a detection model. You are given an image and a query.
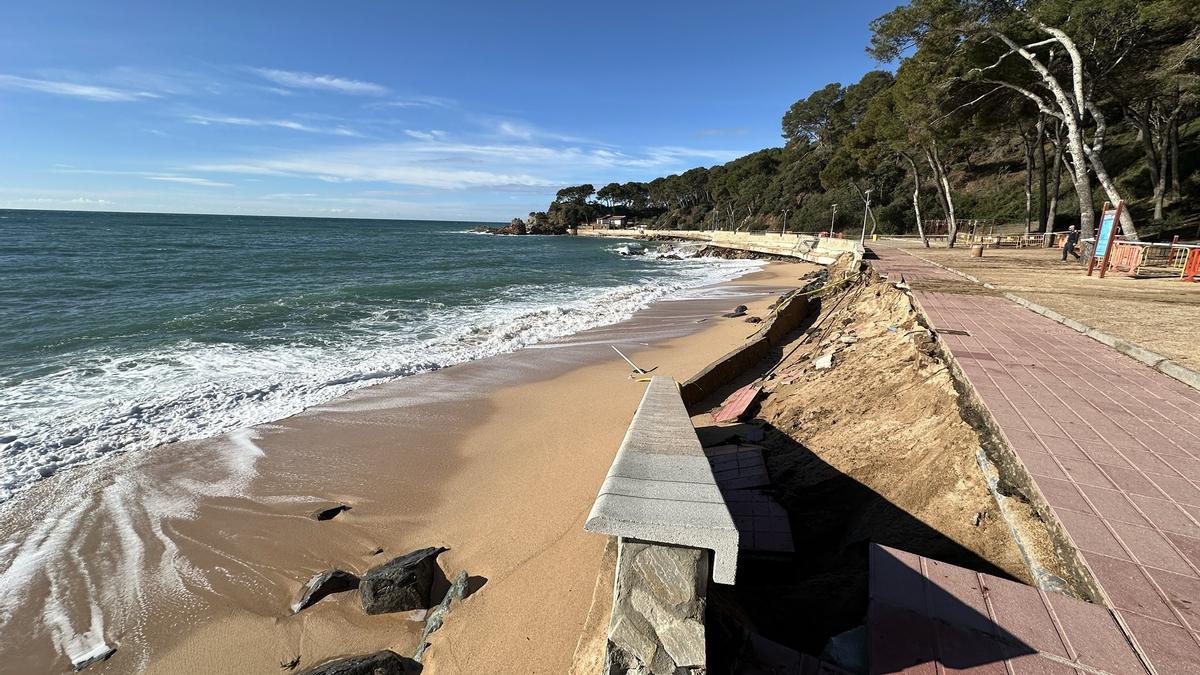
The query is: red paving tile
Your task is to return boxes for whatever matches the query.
[868,544,1142,674]
[868,245,1200,673]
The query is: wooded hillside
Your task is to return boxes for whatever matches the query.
[525,0,1199,246]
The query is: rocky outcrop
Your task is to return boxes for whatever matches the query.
[292,569,360,613]
[605,541,708,675]
[359,547,447,615]
[297,650,421,675]
[473,218,527,235]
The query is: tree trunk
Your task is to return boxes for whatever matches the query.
[1170,115,1182,201]
[1129,99,1168,221]
[902,152,929,248]
[1084,103,1139,239]
[1046,124,1065,247]
[1037,113,1049,231]
[1021,120,1035,234]
[988,27,1097,238]
[1154,126,1169,221]
[925,141,957,247]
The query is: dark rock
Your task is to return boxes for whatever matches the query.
[312,504,350,521]
[360,547,447,615]
[722,304,749,318]
[414,570,470,662]
[744,316,763,324]
[472,218,528,236]
[293,569,360,613]
[297,650,421,675]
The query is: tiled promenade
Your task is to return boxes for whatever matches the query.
[869,244,1200,674]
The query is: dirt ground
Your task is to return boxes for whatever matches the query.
[699,269,1074,666]
[893,242,1200,370]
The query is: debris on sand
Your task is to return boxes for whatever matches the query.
[311,504,350,521]
[292,569,360,613]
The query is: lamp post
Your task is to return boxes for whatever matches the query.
[829,203,838,236]
[859,189,872,245]
[782,208,790,235]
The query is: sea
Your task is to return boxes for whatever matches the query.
[0,209,757,501]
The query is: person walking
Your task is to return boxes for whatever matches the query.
[1062,225,1081,261]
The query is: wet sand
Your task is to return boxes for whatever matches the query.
[0,261,816,674]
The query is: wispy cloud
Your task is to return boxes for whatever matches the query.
[187,113,361,137]
[0,74,160,102]
[250,68,388,95]
[697,127,748,137]
[188,137,745,192]
[190,144,557,190]
[376,95,453,109]
[403,129,448,141]
[485,118,601,145]
[145,175,233,187]
[2,196,114,206]
[49,166,235,187]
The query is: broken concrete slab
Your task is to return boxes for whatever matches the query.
[585,376,739,584]
[67,639,115,672]
[710,383,763,423]
[813,352,834,370]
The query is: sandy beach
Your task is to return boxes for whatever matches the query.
[0,260,816,674]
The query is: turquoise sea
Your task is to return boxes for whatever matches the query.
[0,209,755,499]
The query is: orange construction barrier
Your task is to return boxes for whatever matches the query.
[1184,248,1200,282]
[1107,242,1143,275]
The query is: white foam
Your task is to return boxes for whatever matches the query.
[0,429,265,669]
[0,258,760,501]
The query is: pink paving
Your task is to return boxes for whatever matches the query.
[868,244,1200,673]
[870,544,1146,674]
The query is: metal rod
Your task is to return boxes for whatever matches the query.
[611,345,646,374]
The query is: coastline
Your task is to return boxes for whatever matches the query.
[0,260,817,674]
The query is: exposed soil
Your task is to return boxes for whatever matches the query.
[698,268,1075,669]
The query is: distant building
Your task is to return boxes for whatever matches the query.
[598,214,630,229]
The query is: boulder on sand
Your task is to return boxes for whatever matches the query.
[292,569,360,613]
[360,547,448,615]
[298,650,421,675]
[311,504,350,521]
[722,304,748,318]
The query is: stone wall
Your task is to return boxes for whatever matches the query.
[679,292,812,407]
[580,228,863,265]
[605,539,709,675]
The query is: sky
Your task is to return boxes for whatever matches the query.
[0,0,899,221]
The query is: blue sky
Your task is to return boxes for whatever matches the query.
[0,1,898,221]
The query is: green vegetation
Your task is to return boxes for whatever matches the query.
[528,0,1199,246]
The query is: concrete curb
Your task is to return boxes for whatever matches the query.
[584,376,739,585]
[890,247,1200,394]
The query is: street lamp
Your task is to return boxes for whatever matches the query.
[859,189,873,245]
[829,203,838,236]
[782,208,790,234]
